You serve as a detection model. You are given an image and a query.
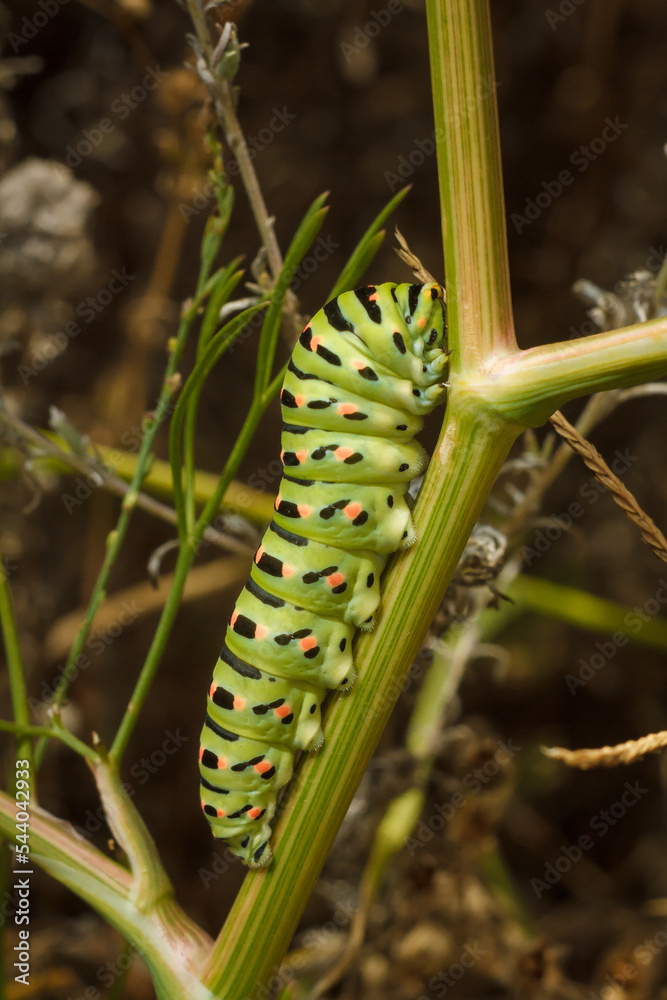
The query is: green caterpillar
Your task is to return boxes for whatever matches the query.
[199,281,448,866]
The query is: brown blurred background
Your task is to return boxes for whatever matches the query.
[2,1,667,997]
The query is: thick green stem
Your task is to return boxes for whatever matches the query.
[200,2,667,995]
[484,317,667,424]
[426,0,515,364]
[0,566,31,771]
[0,791,214,1000]
[202,403,519,996]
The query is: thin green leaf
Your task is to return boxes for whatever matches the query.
[328,185,411,300]
[184,261,246,527]
[169,303,268,537]
[505,575,667,651]
[197,259,245,355]
[254,192,330,394]
[198,186,235,289]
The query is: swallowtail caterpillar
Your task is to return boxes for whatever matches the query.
[199,281,448,866]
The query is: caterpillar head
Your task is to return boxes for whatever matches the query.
[389,282,448,385]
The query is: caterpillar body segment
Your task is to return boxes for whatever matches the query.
[280,372,425,440]
[226,582,355,689]
[199,281,447,866]
[280,427,429,483]
[274,477,415,555]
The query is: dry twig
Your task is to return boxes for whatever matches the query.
[394,227,438,286]
[542,729,667,769]
[550,409,667,566]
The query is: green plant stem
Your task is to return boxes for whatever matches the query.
[202,406,520,997]
[93,446,275,524]
[215,82,283,284]
[201,1,667,994]
[185,0,284,285]
[110,398,266,764]
[182,267,245,530]
[33,245,219,768]
[0,720,98,763]
[485,316,667,425]
[92,757,172,908]
[426,0,515,364]
[506,575,667,649]
[0,415,254,556]
[0,566,31,772]
[0,791,215,999]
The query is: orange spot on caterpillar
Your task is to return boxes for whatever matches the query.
[218,757,228,770]
[337,402,358,415]
[201,799,206,810]
[255,546,264,563]
[327,572,345,588]
[296,449,308,463]
[275,494,281,508]
[248,807,262,819]
[294,394,305,407]
[254,760,272,775]
[352,359,365,370]
[233,696,245,711]
[344,502,362,520]
[217,808,226,818]
[368,292,379,301]
[255,624,269,640]
[299,636,317,651]
[279,450,284,463]
[230,610,238,627]
[282,564,296,577]
[274,704,291,719]
[418,317,426,328]
[209,682,216,699]
[334,446,354,461]
[311,336,322,351]
[297,504,312,517]
[199,747,204,760]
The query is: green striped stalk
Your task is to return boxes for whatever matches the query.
[200,1,667,997]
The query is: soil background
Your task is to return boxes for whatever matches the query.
[2,1,667,998]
